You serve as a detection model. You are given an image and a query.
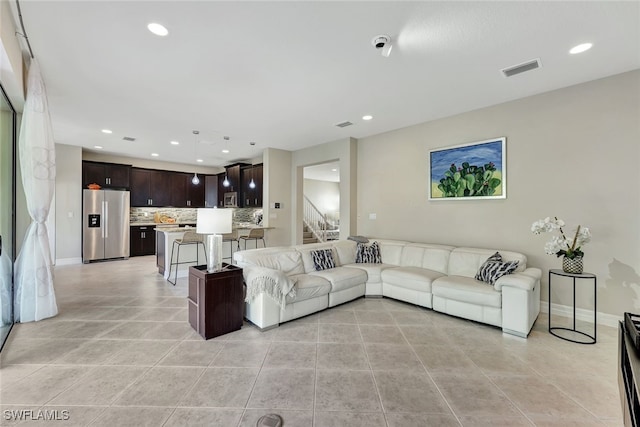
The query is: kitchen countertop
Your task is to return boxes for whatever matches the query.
[155,224,271,233]
[131,221,196,227]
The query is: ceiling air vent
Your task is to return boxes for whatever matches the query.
[501,58,541,77]
[335,121,353,128]
[122,136,136,142]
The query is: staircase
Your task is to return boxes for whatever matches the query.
[303,196,327,244]
[303,224,319,244]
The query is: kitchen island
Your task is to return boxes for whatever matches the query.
[156,224,271,283]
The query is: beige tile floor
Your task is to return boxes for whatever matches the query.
[0,256,623,426]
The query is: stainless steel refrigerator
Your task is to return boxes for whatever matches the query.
[83,189,130,263]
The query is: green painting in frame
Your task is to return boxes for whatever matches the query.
[429,137,506,200]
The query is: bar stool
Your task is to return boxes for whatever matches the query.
[222,229,239,261]
[238,228,266,250]
[167,231,206,285]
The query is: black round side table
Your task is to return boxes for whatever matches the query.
[548,269,597,344]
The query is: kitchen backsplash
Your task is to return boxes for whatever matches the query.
[131,207,263,224]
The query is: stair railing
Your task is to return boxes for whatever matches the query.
[303,196,329,243]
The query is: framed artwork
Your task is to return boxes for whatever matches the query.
[429,137,506,200]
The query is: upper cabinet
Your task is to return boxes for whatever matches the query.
[186,174,205,207]
[82,161,130,189]
[170,172,188,207]
[217,173,226,207]
[241,164,263,207]
[85,160,250,208]
[204,175,218,208]
[130,168,172,207]
[220,164,243,192]
[132,169,205,208]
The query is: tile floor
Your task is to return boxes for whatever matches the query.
[0,256,623,426]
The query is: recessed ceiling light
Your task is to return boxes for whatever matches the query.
[331,168,337,172]
[222,149,230,154]
[362,115,373,121]
[94,145,103,149]
[569,43,593,54]
[147,23,168,37]
[196,159,203,163]
[101,129,112,134]
[151,153,159,157]
[170,140,179,145]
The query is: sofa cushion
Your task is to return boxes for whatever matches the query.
[309,266,367,292]
[295,243,337,273]
[432,275,502,308]
[448,247,527,278]
[234,248,305,276]
[381,266,446,292]
[311,249,336,271]
[375,239,410,266]
[286,274,331,304]
[332,240,357,265]
[344,263,395,284]
[399,243,454,274]
[475,252,519,285]
[356,241,382,263]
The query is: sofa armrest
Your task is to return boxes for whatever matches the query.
[243,265,297,308]
[494,267,542,291]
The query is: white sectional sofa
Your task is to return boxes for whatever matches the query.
[233,239,541,337]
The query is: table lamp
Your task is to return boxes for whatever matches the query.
[196,208,232,272]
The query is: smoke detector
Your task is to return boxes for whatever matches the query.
[371,34,392,57]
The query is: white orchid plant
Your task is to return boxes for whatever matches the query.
[531,216,591,259]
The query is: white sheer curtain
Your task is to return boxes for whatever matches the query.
[14,60,57,322]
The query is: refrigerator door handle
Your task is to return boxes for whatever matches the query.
[104,201,109,238]
[101,201,106,238]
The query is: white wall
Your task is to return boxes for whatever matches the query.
[263,148,292,247]
[357,70,640,318]
[303,178,340,222]
[292,137,357,243]
[55,144,82,264]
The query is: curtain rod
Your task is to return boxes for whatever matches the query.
[15,0,34,59]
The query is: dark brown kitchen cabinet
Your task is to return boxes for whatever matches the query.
[170,172,205,207]
[151,171,172,206]
[130,168,151,206]
[205,175,218,208]
[82,161,130,189]
[130,168,172,207]
[170,172,188,207]
[217,173,226,207]
[187,175,205,207]
[130,226,156,256]
[221,164,243,192]
[241,164,263,207]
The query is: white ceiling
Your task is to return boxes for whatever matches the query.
[13,1,640,168]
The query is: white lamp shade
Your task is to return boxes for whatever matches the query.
[196,208,232,234]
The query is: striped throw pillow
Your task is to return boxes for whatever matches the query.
[475,252,519,285]
[356,241,382,264]
[311,249,336,271]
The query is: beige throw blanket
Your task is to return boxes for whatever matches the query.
[244,266,297,309]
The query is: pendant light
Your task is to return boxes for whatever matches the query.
[191,131,200,185]
[222,136,230,187]
[249,165,256,189]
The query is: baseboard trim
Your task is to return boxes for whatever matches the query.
[55,257,82,266]
[540,301,622,328]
